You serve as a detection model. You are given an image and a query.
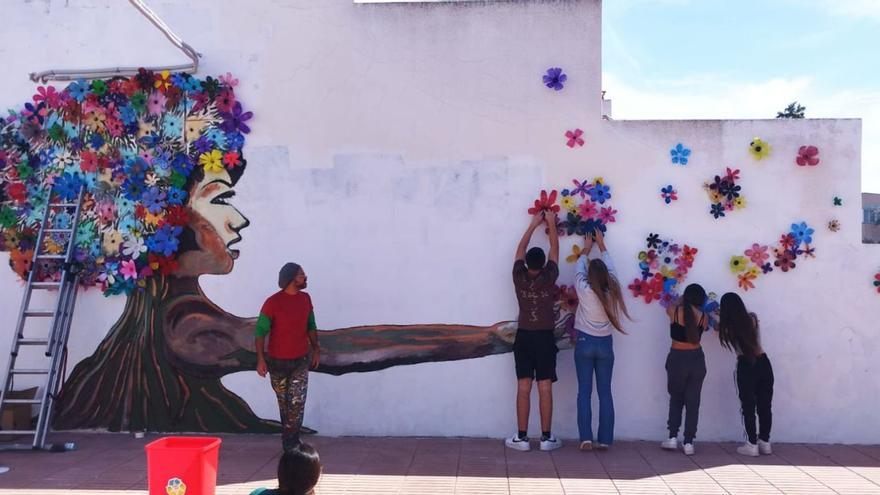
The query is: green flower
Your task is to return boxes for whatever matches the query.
[0,206,16,228]
[48,123,65,142]
[16,163,33,180]
[130,92,147,113]
[90,79,108,96]
[169,171,186,189]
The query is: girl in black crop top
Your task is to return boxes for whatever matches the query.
[660,284,709,456]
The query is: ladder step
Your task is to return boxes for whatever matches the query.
[35,255,66,260]
[3,399,41,404]
[18,338,50,345]
[0,430,37,435]
[31,282,62,289]
[10,369,51,375]
[49,203,78,208]
[43,229,73,233]
[24,310,55,317]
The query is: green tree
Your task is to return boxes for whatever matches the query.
[776,102,806,119]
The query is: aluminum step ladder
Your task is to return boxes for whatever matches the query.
[0,185,86,451]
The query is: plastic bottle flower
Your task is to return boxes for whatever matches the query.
[828,219,841,232]
[560,196,577,212]
[744,244,769,265]
[660,185,677,204]
[834,196,843,206]
[738,271,757,291]
[874,271,880,294]
[774,250,796,272]
[789,222,815,245]
[670,143,691,165]
[749,137,771,160]
[729,255,748,273]
[589,183,611,204]
[565,129,585,148]
[566,244,584,263]
[527,189,560,215]
[542,67,567,91]
[796,145,820,166]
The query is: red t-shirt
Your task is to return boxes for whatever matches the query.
[259,291,313,359]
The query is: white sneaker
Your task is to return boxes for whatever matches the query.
[737,442,759,457]
[579,441,592,451]
[682,443,695,456]
[505,435,530,452]
[596,443,610,451]
[540,436,562,451]
[661,437,679,450]
[757,440,772,455]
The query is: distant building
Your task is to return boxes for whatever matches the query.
[864,193,880,243]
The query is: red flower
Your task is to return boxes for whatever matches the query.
[222,151,241,168]
[6,182,27,203]
[738,272,757,291]
[682,245,698,260]
[148,254,179,276]
[80,151,99,173]
[163,205,190,227]
[796,145,820,166]
[628,278,645,299]
[642,274,664,303]
[779,233,796,250]
[527,189,560,215]
[215,89,236,114]
[874,273,880,293]
[725,167,741,181]
[565,129,585,148]
[774,250,796,272]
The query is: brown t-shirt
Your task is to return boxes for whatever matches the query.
[512,260,559,331]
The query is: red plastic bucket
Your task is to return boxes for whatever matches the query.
[145,436,222,495]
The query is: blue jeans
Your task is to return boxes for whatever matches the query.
[574,333,615,444]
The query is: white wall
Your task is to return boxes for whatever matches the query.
[1,0,878,443]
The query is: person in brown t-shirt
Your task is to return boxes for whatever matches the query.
[505,211,561,452]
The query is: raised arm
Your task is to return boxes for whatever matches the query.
[546,211,559,264]
[516,212,545,261]
[593,230,617,277]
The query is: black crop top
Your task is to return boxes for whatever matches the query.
[670,310,707,343]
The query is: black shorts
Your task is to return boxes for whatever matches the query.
[513,329,558,382]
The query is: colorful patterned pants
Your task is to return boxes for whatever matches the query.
[268,356,310,451]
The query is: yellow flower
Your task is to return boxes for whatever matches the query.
[708,189,724,204]
[734,196,747,209]
[137,119,155,139]
[102,230,124,256]
[566,244,584,263]
[144,211,163,227]
[594,177,604,185]
[729,255,748,274]
[44,238,64,255]
[561,196,577,212]
[199,150,224,173]
[185,117,210,142]
[660,265,678,280]
[749,137,771,160]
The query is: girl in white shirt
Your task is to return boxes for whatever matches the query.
[573,229,631,451]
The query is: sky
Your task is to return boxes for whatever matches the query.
[602,0,880,193]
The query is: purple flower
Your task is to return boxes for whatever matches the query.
[193,136,213,154]
[542,67,567,91]
[142,187,167,214]
[52,172,83,201]
[220,101,253,134]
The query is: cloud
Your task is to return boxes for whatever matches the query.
[804,0,880,21]
[603,72,880,192]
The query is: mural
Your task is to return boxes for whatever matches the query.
[0,71,569,432]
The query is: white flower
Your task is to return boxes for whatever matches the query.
[121,233,146,258]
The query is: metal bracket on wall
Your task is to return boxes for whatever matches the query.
[28,0,200,83]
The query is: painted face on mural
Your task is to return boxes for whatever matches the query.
[177,169,249,276]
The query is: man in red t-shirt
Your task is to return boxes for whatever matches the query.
[256,262,320,451]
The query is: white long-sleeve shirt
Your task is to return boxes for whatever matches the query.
[574,251,618,337]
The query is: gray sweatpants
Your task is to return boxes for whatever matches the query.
[665,348,706,444]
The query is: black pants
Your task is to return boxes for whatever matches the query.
[736,353,774,444]
[666,348,706,444]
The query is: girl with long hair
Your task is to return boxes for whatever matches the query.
[573,229,632,451]
[250,442,322,495]
[660,283,709,455]
[718,292,774,457]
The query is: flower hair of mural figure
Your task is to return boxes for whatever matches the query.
[1,70,560,434]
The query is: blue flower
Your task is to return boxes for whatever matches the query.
[171,73,188,89]
[166,187,187,205]
[162,114,183,136]
[118,105,138,125]
[789,222,814,245]
[663,277,678,294]
[710,203,725,219]
[171,153,194,176]
[194,136,213,154]
[589,183,611,204]
[147,225,183,257]
[205,128,227,149]
[226,131,245,150]
[542,67,567,91]
[670,143,691,165]
[53,172,83,201]
[661,185,677,204]
[67,79,89,102]
[142,187,167,214]
[89,133,105,150]
[123,178,146,201]
[184,77,203,93]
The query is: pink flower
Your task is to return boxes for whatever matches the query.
[219,72,239,88]
[146,91,168,115]
[33,86,60,108]
[120,259,138,280]
[599,206,617,223]
[725,167,741,181]
[796,145,820,166]
[579,200,598,219]
[565,129,584,148]
[744,243,769,265]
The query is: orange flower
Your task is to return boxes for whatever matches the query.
[10,249,33,278]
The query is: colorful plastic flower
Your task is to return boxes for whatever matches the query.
[874,272,880,294]
[102,231,124,256]
[53,172,83,201]
[560,196,576,212]
[645,233,661,249]
[833,196,843,206]
[738,271,757,291]
[578,200,598,220]
[527,189,560,215]
[661,185,677,204]
[222,150,241,168]
[220,101,253,134]
[566,244,585,263]
[744,244,769,265]
[570,179,592,198]
[796,145,820,166]
[729,255,748,273]
[779,233,796,250]
[789,222,814,245]
[733,196,747,210]
[774,250,796,272]
[710,203,725,219]
[828,219,840,232]
[670,143,691,165]
[599,207,616,224]
[761,262,773,274]
[542,67,567,91]
[749,137,771,160]
[565,129,584,148]
[199,150,224,174]
[589,183,611,204]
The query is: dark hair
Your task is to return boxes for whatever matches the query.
[587,258,631,333]
[718,292,760,361]
[679,283,707,344]
[277,442,321,495]
[525,247,546,270]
